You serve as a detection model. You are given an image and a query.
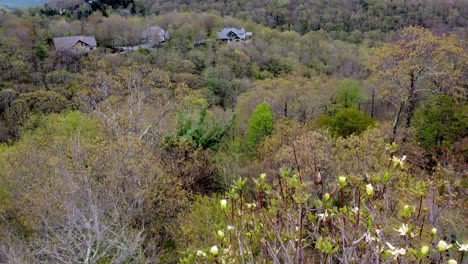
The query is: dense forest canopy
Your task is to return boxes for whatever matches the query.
[0,0,467,263]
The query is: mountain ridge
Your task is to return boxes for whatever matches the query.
[0,0,48,10]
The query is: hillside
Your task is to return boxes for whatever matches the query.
[0,1,466,263]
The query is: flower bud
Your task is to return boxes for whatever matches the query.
[217,230,224,238]
[260,173,266,181]
[291,175,298,186]
[210,245,219,256]
[338,176,347,188]
[196,250,206,257]
[220,199,227,210]
[431,228,437,236]
[366,184,374,196]
[323,193,330,202]
[420,245,429,256]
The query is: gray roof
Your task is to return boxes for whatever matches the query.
[141,26,168,43]
[216,28,251,40]
[53,36,97,51]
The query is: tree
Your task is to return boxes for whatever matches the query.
[413,95,468,152]
[247,102,273,151]
[369,27,467,142]
[336,78,362,109]
[317,108,375,138]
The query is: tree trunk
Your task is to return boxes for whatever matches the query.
[391,101,405,143]
[405,72,417,128]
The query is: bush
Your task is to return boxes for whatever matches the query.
[317,107,374,137]
[247,102,273,151]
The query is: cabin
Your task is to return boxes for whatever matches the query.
[141,26,169,45]
[53,36,97,53]
[216,27,252,42]
[117,26,169,51]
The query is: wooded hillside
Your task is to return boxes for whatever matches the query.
[0,1,466,263]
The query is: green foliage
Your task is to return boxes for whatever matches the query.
[318,108,374,137]
[247,102,273,151]
[21,111,101,140]
[0,89,18,113]
[34,41,48,62]
[202,66,235,108]
[336,78,361,108]
[10,90,70,114]
[168,109,234,150]
[413,95,468,152]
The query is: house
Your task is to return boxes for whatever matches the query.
[216,27,252,42]
[141,26,169,45]
[118,26,169,52]
[53,36,97,53]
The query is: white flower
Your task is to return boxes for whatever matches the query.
[210,245,219,256]
[394,223,409,236]
[437,240,452,251]
[318,210,331,221]
[391,155,406,168]
[366,184,374,196]
[220,199,227,209]
[227,225,234,231]
[386,242,406,260]
[196,250,206,257]
[217,230,225,238]
[448,259,457,264]
[246,203,256,209]
[456,242,468,251]
[431,227,437,235]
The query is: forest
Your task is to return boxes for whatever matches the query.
[0,0,467,263]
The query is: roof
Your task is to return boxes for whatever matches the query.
[216,28,247,40]
[141,26,168,43]
[53,36,97,51]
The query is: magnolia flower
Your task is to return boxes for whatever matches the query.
[196,250,207,257]
[318,210,333,221]
[456,242,468,251]
[210,245,219,256]
[391,155,406,168]
[366,184,374,196]
[338,176,347,188]
[420,245,429,256]
[448,260,457,264]
[220,199,227,209]
[246,203,256,209]
[437,240,452,251]
[386,242,406,260]
[394,223,409,236]
[217,230,225,238]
